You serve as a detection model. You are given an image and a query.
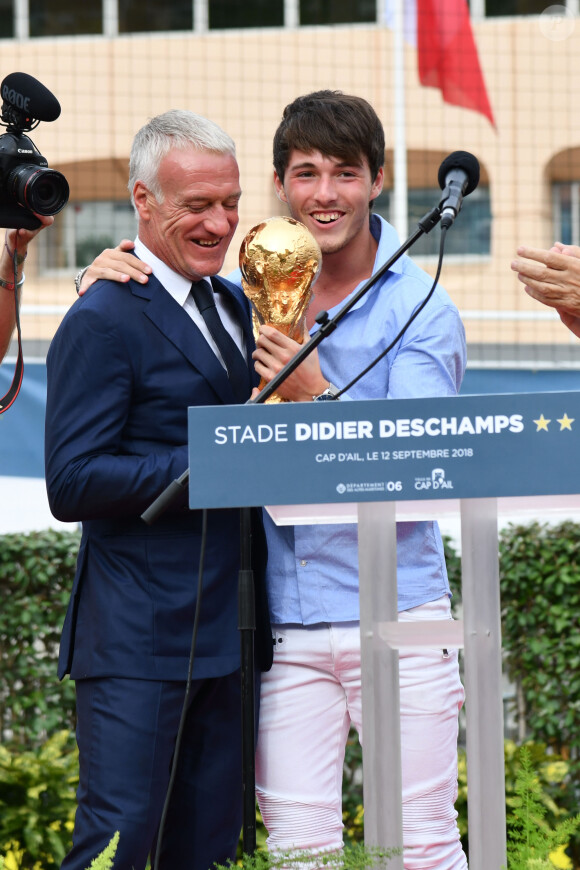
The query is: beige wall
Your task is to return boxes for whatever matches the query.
[3,16,579,352]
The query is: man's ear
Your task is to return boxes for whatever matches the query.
[273,171,288,204]
[133,181,153,220]
[369,166,384,204]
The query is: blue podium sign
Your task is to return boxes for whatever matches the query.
[188,391,580,509]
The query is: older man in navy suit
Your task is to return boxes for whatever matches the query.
[45,110,271,870]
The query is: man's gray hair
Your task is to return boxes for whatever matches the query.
[128,109,236,209]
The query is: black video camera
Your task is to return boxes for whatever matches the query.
[0,72,69,230]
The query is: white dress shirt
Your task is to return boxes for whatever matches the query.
[134,237,247,370]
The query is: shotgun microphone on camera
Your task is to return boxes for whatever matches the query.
[1,72,61,127]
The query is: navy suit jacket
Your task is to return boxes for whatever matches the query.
[45,271,271,682]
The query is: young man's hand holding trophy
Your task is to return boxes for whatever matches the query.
[239,215,321,403]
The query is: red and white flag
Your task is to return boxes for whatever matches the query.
[385,0,495,127]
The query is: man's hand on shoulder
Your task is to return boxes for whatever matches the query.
[78,239,152,296]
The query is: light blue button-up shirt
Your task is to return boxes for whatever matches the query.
[230,214,466,621]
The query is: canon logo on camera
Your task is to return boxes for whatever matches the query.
[1,85,30,113]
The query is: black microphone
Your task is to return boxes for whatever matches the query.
[1,72,61,123]
[437,151,480,230]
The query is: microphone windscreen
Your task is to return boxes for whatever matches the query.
[437,151,480,196]
[1,72,61,123]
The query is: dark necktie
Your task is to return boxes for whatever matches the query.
[190,279,251,403]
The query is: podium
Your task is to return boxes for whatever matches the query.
[188,390,580,869]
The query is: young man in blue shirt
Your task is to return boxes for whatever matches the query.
[80,90,467,869]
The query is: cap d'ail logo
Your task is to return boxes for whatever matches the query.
[415,468,454,491]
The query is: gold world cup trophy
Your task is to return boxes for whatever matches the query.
[239,216,322,403]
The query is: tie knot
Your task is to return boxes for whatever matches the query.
[190,279,215,312]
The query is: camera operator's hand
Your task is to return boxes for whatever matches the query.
[2,215,54,274]
[78,239,151,296]
[1,214,54,362]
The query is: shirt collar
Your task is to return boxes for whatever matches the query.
[315,215,403,325]
[370,213,404,276]
[134,237,193,308]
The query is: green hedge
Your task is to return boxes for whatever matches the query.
[0,530,79,747]
[500,521,580,764]
[443,521,580,777]
[0,731,78,867]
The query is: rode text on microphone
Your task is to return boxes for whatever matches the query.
[437,151,480,230]
[0,72,69,229]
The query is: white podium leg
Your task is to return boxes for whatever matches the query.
[358,498,506,867]
[460,498,507,870]
[358,502,404,866]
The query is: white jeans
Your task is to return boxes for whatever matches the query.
[256,597,467,870]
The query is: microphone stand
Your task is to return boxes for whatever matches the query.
[140,205,442,854]
[238,505,257,853]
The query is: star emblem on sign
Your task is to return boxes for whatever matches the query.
[533,414,550,431]
[557,413,574,430]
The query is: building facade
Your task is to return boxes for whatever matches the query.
[1,1,580,380]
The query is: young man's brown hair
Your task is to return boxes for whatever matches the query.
[272,90,386,184]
